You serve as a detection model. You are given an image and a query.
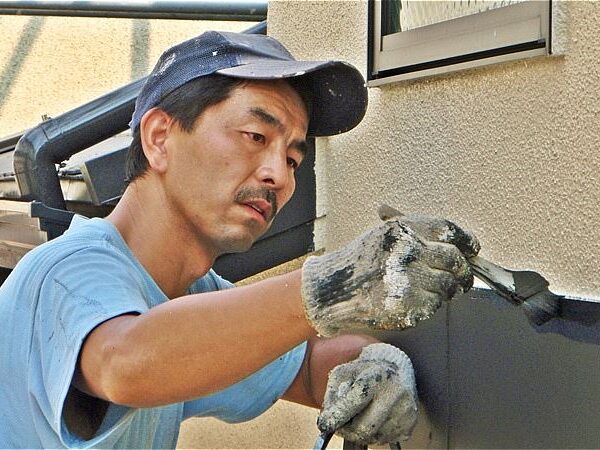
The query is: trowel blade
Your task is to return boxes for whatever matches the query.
[469,256,556,304]
[469,256,600,327]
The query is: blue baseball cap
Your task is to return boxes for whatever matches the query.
[130,31,368,137]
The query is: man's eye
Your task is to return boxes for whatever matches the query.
[247,132,265,144]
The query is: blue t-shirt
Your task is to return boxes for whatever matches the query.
[0,216,306,448]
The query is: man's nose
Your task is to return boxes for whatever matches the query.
[256,149,291,191]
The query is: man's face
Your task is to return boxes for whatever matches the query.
[162,79,309,256]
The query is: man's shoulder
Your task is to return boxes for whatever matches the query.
[29,216,126,261]
[8,217,136,289]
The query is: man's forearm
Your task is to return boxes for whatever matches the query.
[283,334,380,408]
[77,269,315,407]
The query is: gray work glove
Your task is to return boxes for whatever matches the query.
[301,205,480,336]
[318,343,418,445]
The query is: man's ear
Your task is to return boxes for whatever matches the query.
[139,107,174,174]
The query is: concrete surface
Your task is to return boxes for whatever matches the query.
[178,401,343,449]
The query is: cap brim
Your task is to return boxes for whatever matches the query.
[217,60,367,137]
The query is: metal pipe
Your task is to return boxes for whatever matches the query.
[0,1,267,21]
[13,21,266,209]
[13,78,145,208]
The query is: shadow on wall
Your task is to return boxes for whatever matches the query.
[0,16,45,114]
[131,19,150,80]
[0,16,151,125]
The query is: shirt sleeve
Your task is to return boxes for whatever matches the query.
[28,245,149,447]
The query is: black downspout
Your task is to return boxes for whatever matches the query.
[13,79,144,209]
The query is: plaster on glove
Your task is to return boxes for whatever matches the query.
[301,210,480,336]
[317,343,418,445]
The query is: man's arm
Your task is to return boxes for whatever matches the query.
[76,276,376,410]
[76,269,314,408]
[282,334,380,408]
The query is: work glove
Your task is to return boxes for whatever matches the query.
[318,343,418,445]
[301,205,480,336]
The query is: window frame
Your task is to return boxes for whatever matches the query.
[368,0,552,86]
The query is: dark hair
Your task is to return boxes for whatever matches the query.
[124,73,313,185]
[125,74,245,185]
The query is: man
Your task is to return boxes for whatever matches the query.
[0,31,479,448]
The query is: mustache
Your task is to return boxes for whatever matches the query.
[235,187,278,222]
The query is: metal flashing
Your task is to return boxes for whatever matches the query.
[377,286,600,448]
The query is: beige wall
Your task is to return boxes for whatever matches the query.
[269,0,600,301]
[0,16,249,137]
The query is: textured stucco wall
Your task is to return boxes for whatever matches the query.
[269,0,600,300]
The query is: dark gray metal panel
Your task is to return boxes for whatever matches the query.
[80,147,128,205]
[376,307,449,449]
[379,288,600,449]
[448,290,600,448]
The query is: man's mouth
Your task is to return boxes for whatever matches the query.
[235,187,278,224]
[244,199,273,223]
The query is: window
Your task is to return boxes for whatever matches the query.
[368,0,551,85]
